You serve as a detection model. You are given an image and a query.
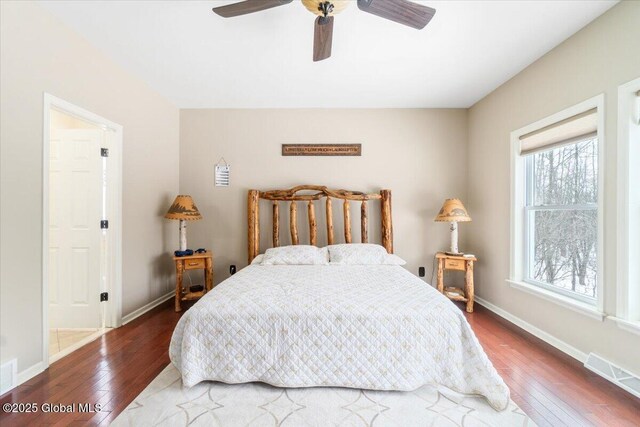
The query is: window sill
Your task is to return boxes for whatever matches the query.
[608,317,640,336]
[506,279,605,321]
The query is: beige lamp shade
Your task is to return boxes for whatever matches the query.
[434,198,471,222]
[164,195,202,220]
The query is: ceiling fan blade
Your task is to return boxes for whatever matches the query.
[313,16,334,62]
[357,0,435,30]
[212,0,293,18]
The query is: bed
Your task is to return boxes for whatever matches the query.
[169,185,510,411]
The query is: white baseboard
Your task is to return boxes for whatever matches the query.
[121,291,174,325]
[15,361,45,390]
[3,329,110,395]
[475,296,588,363]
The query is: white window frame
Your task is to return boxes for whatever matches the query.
[508,94,605,320]
[613,77,640,335]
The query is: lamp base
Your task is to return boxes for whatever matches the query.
[179,220,187,251]
[449,221,460,254]
[445,251,464,256]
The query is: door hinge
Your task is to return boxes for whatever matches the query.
[101,148,109,157]
[100,292,109,302]
[100,220,109,229]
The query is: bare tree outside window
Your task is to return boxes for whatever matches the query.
[525,137,598,299]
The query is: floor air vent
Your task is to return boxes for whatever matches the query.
[585,353,640,398]
[0,359,17,395]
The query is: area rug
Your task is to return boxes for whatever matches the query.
[111,365,534,426]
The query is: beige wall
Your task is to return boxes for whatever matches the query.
[180,109,468,283]
[0,2,179,373]
[467,1,640,373]
[2,0,637,390]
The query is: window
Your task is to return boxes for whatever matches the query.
[510,96,604,313]
[524,137,598,302]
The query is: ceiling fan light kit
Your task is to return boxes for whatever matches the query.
[212,0,436,62]
[302,0,350,16]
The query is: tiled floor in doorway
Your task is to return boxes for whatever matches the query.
[49,328,100,356]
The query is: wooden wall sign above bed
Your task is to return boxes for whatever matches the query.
[282,144,361,156]
[247,185,392,263]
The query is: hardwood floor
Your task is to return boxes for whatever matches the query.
[464,305,640,426]
[0,301,182,426]
[1,300,638,426]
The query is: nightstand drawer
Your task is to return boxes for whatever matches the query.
[444,258,466,271]
[184,258,205,270]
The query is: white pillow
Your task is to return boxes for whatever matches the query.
[261,245,329,265]
[250,254,265,265]
[327,244,406,265]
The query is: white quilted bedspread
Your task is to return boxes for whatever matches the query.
[169,265,510,411]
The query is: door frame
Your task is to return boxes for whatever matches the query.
[42,93,123,368]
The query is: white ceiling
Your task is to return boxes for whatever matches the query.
[39,1,617,108]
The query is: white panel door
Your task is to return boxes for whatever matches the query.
[49,129,103,329]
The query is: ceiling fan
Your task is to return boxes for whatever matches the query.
[212,0,436,62]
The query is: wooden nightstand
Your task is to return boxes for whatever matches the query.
[173,251,213,312]
[436,252,477,313]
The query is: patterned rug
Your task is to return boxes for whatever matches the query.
[111,365,534,426]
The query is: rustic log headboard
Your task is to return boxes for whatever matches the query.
[247,185,393,263]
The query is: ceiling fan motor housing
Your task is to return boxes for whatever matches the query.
[318,2,334,18]
[301,0,350,16]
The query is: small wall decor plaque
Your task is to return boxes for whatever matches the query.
[282,144,361,156]
[214,158,230,187]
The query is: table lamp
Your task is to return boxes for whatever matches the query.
[164,195,202,251]
[434,198,471,255]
